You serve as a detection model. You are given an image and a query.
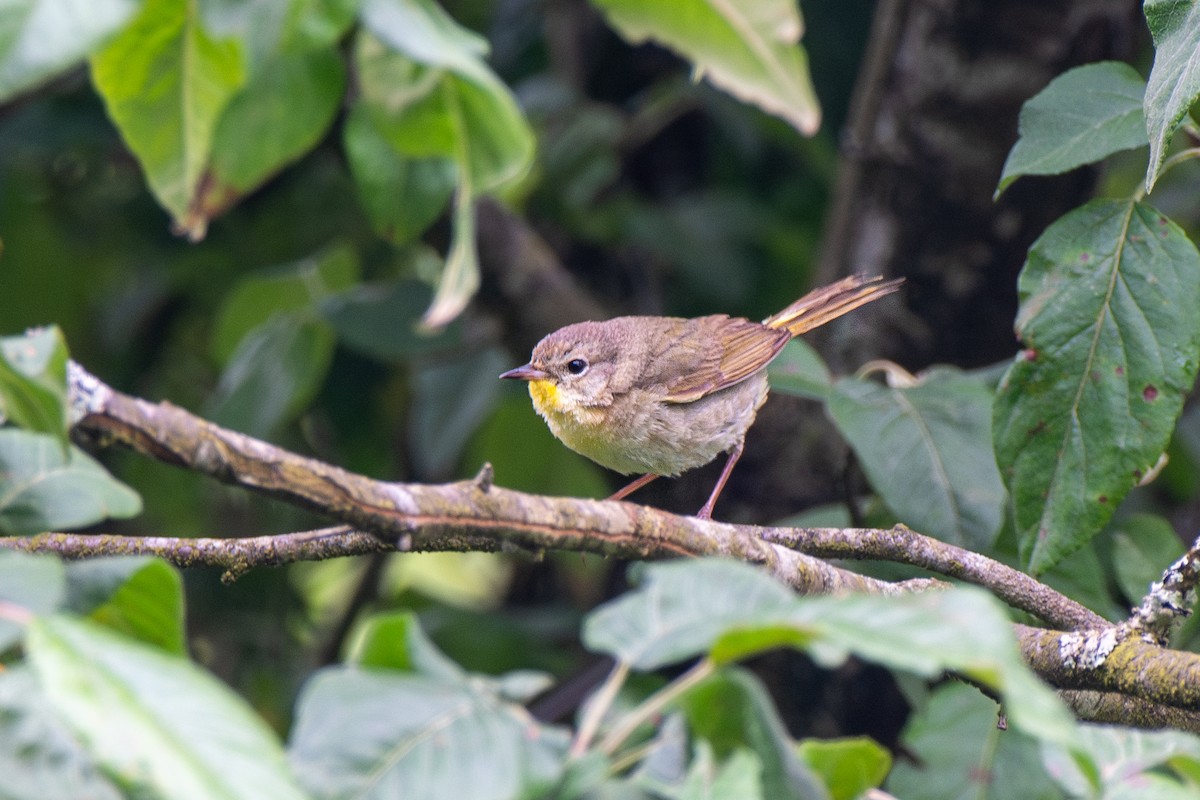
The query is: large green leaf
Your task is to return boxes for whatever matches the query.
[766,338,832,401]
[0,667,121,800]
[0,326,69,442]
[827,368,1006,548]
[318,276,463,361]
[589,0,820,135]
[65,557,186,654]
[201,46,345,217]
[586,560,1077,749]
[0,0,139,101]
[408,346,508,478]
[349,610,465,679]
[1108,513,1185,604]
[993,200,1200,573]
[90,0,246,238]
[0,550,64,651]
[997,62,1148,196]
[289,668,570,800]
[0,429,142,535]
[27,614,306,800]
[886,683,1059,800]
[1143,0,1200,192]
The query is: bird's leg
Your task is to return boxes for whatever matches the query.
[696,439,745,520]
[608,472,659,501]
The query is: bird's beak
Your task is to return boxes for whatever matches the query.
[499,364,550,381]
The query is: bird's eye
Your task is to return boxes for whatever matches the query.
[566,358,588,375]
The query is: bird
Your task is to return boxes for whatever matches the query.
[499,274,902,519]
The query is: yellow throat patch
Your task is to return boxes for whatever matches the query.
[528,379,562,416]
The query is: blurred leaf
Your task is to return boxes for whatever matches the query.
[0,429,142,535]
[1109,513,1186,605]
[795,737,890,800]
[993,200,1200,574]
[828,368,1006,548]
[207,311,335,436]
[356,8,533,193]
[422,187,479,329]
[344,102,457,245]
[409,346,507,477]
[1143,0,1200,192]
[586,561,1077,749]
[349,610,466,679]
[66,557,185,653]
[675,744,763,800]
[997,62,1147,196]
[199,0,358,68]
[89,0,246,237]
[1042,725,1200,798]
[466,393,609,499]
[678,669,826,800]
[0,0,139,101]
[767,338,832,401]
[202,47,346,215]
[353,9,534,327]
[0,326,69,442]
[0,667,121,800]
[590,0,820,135]
[583,559,798,670]
[382,551,513,609]
[212,246,358,363]
[0,550,65,651]
[886,683,1059,800]
[1040,542,1124,623]
[27,614,306,800]
[319,277,462,361]
[289,667,570,800]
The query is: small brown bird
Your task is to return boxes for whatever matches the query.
[500,275,902,519]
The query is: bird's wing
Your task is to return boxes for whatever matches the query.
[651,316,791,404]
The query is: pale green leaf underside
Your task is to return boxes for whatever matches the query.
[1144,0,1200,192]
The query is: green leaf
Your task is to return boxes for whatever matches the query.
[766,338,832,401]
[90,0,246,238]
[583,560,799,670]
[202,47,346,217]
[0,429,142,535]
[0,326,69,442]
[1109,513,1185,604]
[993,200,1200,573]
[66,557,186,653]
[677,744,764,800]
[27,614,306,800]
[0,0,140,101]
[827,368,1006,548]
[344,102,457,245]
[318,276,463,361]
[0,550,65,651]
[212,246,358,363]
[207,311,335,436]
[1143,0,1200,192]
[795,737,891,800]
[678,669,826,800]
[590,0,820,135]
[997,62,1148,196]
[422,180,479,328]
[0,667,121,800]
[886,683,1059,800]
[585,561,1077,749]
[356,10,533,193]
[349,610,465,679]
[289,667,570,800]
[409,346,508,477]
[200,0,358,68]
[1042,725,1200,798]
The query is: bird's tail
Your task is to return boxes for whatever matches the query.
[763,274,903,336]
